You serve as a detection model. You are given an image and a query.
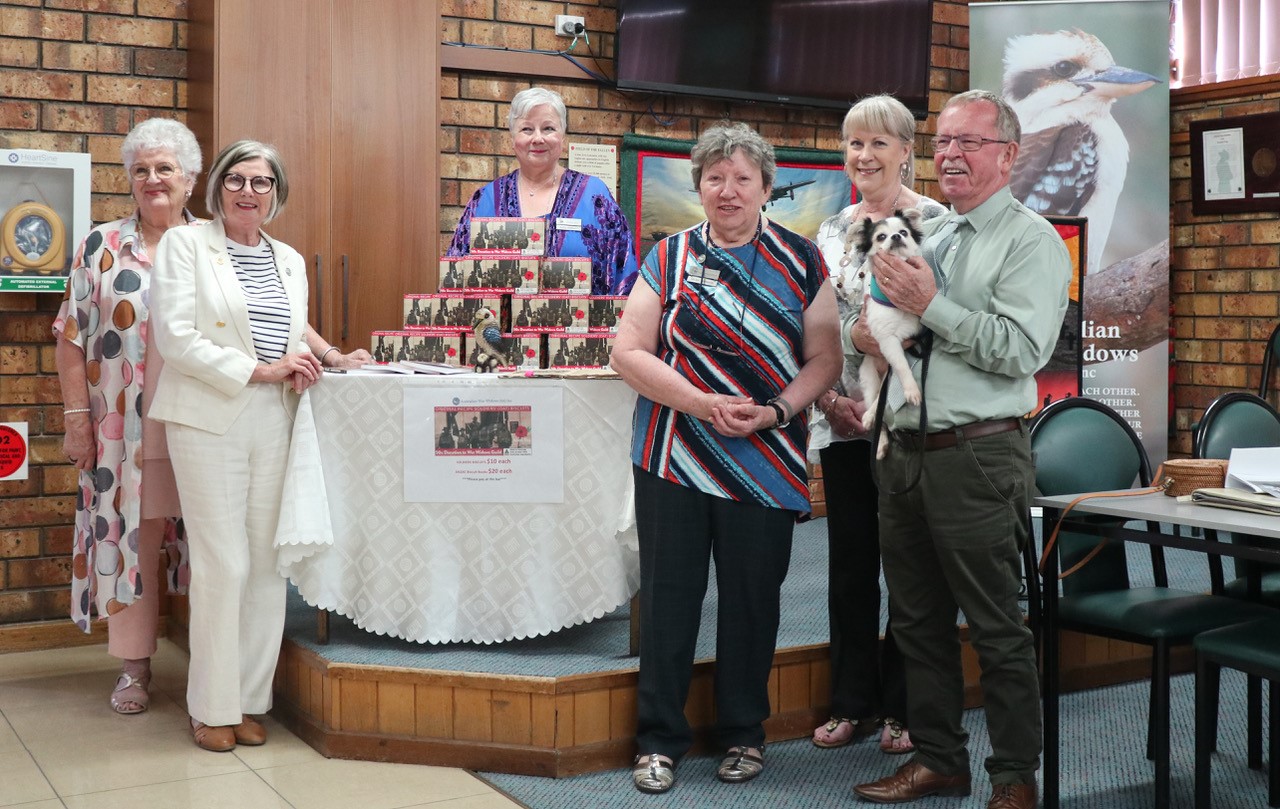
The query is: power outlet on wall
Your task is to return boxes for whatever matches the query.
[555,14,585,37]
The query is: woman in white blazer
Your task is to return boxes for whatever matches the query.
[151,140,322,752]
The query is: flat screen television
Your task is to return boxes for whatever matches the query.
[615,0,933,117]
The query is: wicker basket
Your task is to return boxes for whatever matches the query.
[1158,458,1228,497]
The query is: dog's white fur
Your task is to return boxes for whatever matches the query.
[831,210,925,458]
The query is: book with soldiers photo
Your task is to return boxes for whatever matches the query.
[468,217,545,257]
[589,296,627,332]
[539,256,592,294]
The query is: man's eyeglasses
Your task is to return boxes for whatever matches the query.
[222,173,277,194]
[130,163,181,182]
[931,135,1011,152]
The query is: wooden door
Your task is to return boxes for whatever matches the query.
[188,0,335,333]
[328,0,439,350]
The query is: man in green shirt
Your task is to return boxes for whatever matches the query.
[848,90,1070,809]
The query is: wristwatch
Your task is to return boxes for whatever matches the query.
[767,399,792,428]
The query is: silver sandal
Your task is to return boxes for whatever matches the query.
[632,753,675,793]
[717,746,764,783]
[110,670,150,715]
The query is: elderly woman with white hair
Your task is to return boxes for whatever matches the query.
[150,140,321,752]
[447,86,639,294]
[53,117,202,715]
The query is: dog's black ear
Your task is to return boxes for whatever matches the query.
[855,217,876,255]
[900,208,925,244]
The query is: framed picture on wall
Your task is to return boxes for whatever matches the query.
[1189,112,1280,215]
[1035,215,1088,417]
[620,133,853,262]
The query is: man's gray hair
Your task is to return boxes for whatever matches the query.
[943,90,1022,144]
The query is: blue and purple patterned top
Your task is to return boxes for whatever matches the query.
[630,218,829,514]
[447,168,639,295]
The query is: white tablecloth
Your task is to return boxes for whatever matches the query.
[275,374,640,644]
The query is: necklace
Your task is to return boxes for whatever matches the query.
[522,170,561,197]
[705,214,763,251]
[138,221,164,256]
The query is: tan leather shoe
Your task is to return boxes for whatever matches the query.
[988,783,1036,809]
[233,715,267,746]
[190,718,236,752]
[854,760,971,803]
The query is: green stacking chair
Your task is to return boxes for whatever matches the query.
[1194,615,1280,808]
[1258,323,1280,409]
[1032,397,1274,809]
[1194,391,1280,607]
[1193,391,1280,774]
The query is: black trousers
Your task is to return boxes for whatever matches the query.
[819,439,906,723]
[633,467,795,761]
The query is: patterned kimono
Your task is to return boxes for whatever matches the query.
[447,168,639,295]
[52,212,193,631]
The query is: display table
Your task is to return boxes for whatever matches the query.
[274,373,640,644]
[1035,490,1280,809]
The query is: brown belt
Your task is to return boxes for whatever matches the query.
[898,417,1023,451]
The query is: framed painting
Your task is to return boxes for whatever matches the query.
[1034,215,1088,417]
[620,133,853,261]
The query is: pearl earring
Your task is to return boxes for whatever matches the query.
[900,162,910,182]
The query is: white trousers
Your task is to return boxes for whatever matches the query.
[166,384,294,726]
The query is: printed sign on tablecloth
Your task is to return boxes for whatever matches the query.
[402,384,564,503]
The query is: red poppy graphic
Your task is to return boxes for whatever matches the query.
[524,270,535,279]
[530,232,541,242]
[575,309,585,319]
[577,272,587,281]
[446,347,457,357]
[525,348,537,358]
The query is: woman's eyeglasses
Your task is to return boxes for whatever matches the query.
[222,173,277,194]
[130,163,181,182]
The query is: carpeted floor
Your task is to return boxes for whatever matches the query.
[479,669,1271,808]
[283,517,1263,806]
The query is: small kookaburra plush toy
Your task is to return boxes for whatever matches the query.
[471,306,508,373]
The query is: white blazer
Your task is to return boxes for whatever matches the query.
[150,218,309,435]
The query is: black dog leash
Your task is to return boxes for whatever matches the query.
[869,331,932,496]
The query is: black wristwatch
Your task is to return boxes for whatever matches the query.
[767,400,790,428]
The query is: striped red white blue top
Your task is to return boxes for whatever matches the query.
[630,218,828,513]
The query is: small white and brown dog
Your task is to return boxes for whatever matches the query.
[832,209,926,457]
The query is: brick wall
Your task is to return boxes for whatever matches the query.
[0,0,188,625]
[439,0,971,239]
[1169,81,1280,455]
[7,3,1270,631]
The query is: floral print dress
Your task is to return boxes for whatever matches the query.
[52,212,192,632]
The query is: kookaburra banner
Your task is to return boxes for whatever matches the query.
[971,0,1170,464]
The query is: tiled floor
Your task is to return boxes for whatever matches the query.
[0,640,524,809]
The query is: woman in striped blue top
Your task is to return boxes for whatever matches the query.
[612,122,842,794]
[151,140,320,753]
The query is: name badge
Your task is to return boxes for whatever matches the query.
[556,217,582,232]
[685,257,720,287]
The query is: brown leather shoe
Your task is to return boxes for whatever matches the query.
[190,718,236,752]
[233,715,267,746]
[854,760,971,803]
[988,783,1036,809]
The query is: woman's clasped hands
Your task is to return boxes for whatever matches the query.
[250,351,323,393]
[705,394,773,437]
